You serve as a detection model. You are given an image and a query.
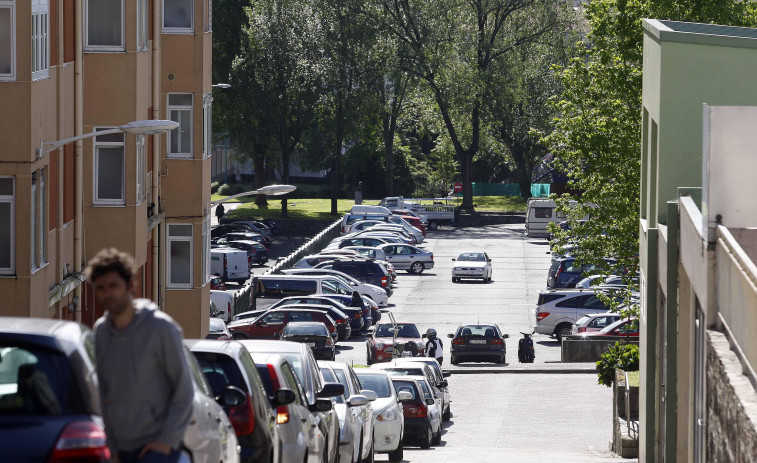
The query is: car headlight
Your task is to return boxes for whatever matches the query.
[371,287,384,295]
[374,340,384,349]
[377,407,397,421]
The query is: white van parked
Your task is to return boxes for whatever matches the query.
[211,248,250,283]
[525,199,561,238]
[210,289,234,321]
[351,204,392,215]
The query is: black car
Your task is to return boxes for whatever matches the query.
[211,223,256,239]
[266,296,364,331]
[391,377,435,449]
[547,256,616,289]
[187,340,277,463]
[448,324,509,364]
[314,259,391,294]
[224,240,269,265]
[218,231,272,247]
[234,303,353,341]
[281,322,336,361]
[0,318,109,462]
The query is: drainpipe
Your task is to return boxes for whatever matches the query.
[56,0,64,318]
[73,0,83,323]
[152,0,161,308]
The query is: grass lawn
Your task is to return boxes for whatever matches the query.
[626,370,640,388]
[217,195,528,220]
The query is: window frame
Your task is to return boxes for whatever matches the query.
[167,223,193,289]
[136,0,149,52]
[93,128,126,206]
[203,0,212,32]
[201,215,210,285]
[162,0,194,34]
[84,0,125,52]
[167,93,194,158]
[31,0,49,81]
[136,135,146,204]
[202,93,212,158]
[0,176,14,274]
[0,1,16,81]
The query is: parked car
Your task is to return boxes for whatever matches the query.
[211,247,251,283]
[250,353,326,463]
[211,274,227,291]
[582,318,639,338]
[294,253,360,269]
[571,313,622,335]
[547,256,616,289]
[224,240,269,266]
[371,362,448,425]
[232,220,272,237]
[186,339,277,463]
[318,361,376,463]
[207,317,232,340]
[219,231,271,247]
[533,289,612,341]
[353,231,411,245]
[336,236,394,249]
[343,246,387,262]
[390,358,450,421]
[282,322,336,361]
[239,340,345,463]
[211,289,234,321]
[379,244,435,274]
[212,222,257,239]
[282,267,391,304]
[266,295,365,331]
[227,307,339,341]
[312,260,392,297]
[237,304,352,342]
[366,322,425,364]
[451,251,492,283]
[251,275,357,312]
[321,294,379,328]
[447,324,508,364]
[390,377,435,449]
[403,376,442,445]
[353,369,406,462]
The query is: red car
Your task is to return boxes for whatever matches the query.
[399,215,426,237]
[366,322,425,364]
[583,318,639,338]
[227,308,338,341]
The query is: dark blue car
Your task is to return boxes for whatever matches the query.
[547,256,616,288]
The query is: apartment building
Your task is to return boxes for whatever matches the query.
[0,0,212,337]
[640,19,757,462]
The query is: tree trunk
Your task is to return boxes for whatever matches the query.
[281,149,291,217]
[253,154,267,207]
[383,114,395,196]
[331,108,345,216]
[461,152,474,211]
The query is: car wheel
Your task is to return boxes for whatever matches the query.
[387,440,403,462]
[432,427,442,445]
[428,222,439,230]
[452,277,457,283]
[420,424,433,449]
[443,407,451,422]
[410,262,425,274]
[498,353,506,364]
[450,356,458,365]
[555,324,572,342]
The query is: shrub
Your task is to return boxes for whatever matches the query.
[596,342,639,387]
[217,183,232,196]
[210,181,220,194]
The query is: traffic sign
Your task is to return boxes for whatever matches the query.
[453,182,463,193]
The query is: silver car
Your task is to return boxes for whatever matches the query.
[379,244,435,274]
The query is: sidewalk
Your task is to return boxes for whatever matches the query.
[211,203,242,226]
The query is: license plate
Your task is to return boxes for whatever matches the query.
[384,347,394,353]
[469,339,487,344]
[308,342,316,347]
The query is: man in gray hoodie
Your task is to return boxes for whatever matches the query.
[87,248,194,463]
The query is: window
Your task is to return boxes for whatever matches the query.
[31,0,48,80]
[201,216,210,284]
[136,135,145,203]
[93,129,125,205]
[30,169,46,270]
[85,0,124,51]
[167,93,193,157]
[202,93,212,158]
[39,169,46,265]
[31,173,37,269]
[163,0,193,32]
[136,0,148,51]
[0,176,14,274]
[0,0,15,80]
[204,0,212,32]
[534,207,552,219]
[168,224,193,288]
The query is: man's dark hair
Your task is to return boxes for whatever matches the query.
[86,248,135,284]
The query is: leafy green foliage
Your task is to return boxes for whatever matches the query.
[597,342,639,387]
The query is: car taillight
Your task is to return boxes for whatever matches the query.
[404,402,428,418]
[228,394,256,436]
[354,313,362,319]
[325,337,334,347]
[555,265,563,281]
[577,327,587,333]
[218,334,231,340]
[267,364,281,390]
[430,253,434,260]
[47,421,110,463]
[328,325,335,333]
[276,405,290,424]
[342,225,345,233]
[248,255,252,267]
[452,337,465,345]
[337,318,347,325]
[381,276,387,287]
[537,312,550,321]
[228,302,232,316]
[491,338,504,345]
[224,254,227,269]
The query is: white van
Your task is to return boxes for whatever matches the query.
[252,275,356,311]
[211,248,250,283]
[525,199,560,238]
[210,289,234,321]
[351,204,392,215]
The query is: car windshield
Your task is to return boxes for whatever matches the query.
[283,323,328,336]
[375,324,419,338]
[457,252,485,261]
[209,318,226,331]
[384,367,424,376]
[458,325,498,337]
[356,373,392,398]
[415,380,433,400]
[319,368,344,404]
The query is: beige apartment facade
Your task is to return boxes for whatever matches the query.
[0,0,212,337]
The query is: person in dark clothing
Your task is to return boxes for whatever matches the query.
[215,203,225,222]
[425,328,444,366]
[349,291,365,309]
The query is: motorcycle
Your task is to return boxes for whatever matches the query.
[518,332,535,363]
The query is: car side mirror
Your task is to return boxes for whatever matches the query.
[318,382,345,398]
[218,386,247,407]
[397,391,413,402]
[487,259,492,263]
[313,398,333,412]
[438,380,448,388]
[451,258,456,261]
[447,333,454,338]
[503,334,510,339]
[360,389,378,402]
[425,398,435,406]
[421,334,427,339]
[348,395,370,407]
[274,388,296,407]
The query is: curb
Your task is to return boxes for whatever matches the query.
[443,368,597,375]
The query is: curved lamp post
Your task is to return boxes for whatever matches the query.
[211,184,297,205]
[39,120,179,156]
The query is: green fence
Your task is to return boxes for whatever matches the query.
[468,183,550,197]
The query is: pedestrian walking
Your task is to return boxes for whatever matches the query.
[425,328,444,366]
[215,202,225,223]
[87,248,193,463]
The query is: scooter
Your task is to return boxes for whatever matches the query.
[518,332,535,363]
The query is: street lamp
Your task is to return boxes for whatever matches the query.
[212,83,231,89]
[211,184,297,205]
[39,120,179,156]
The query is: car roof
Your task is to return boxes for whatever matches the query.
[184,339,247,356]
[285,321,327,328]
[237,339,307,353]
[457,324,498,329]
[0,317,89,354]
[354,368,391,376]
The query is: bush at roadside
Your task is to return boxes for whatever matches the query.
[596,342,639,387]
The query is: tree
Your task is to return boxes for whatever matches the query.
[374,0,563,210]
[543,0,757,276]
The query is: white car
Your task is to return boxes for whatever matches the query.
[210,289,234,322]
[451,251,492,283]
[281,268,390,306]
[571,312,622,335]
[354,369,408,462]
